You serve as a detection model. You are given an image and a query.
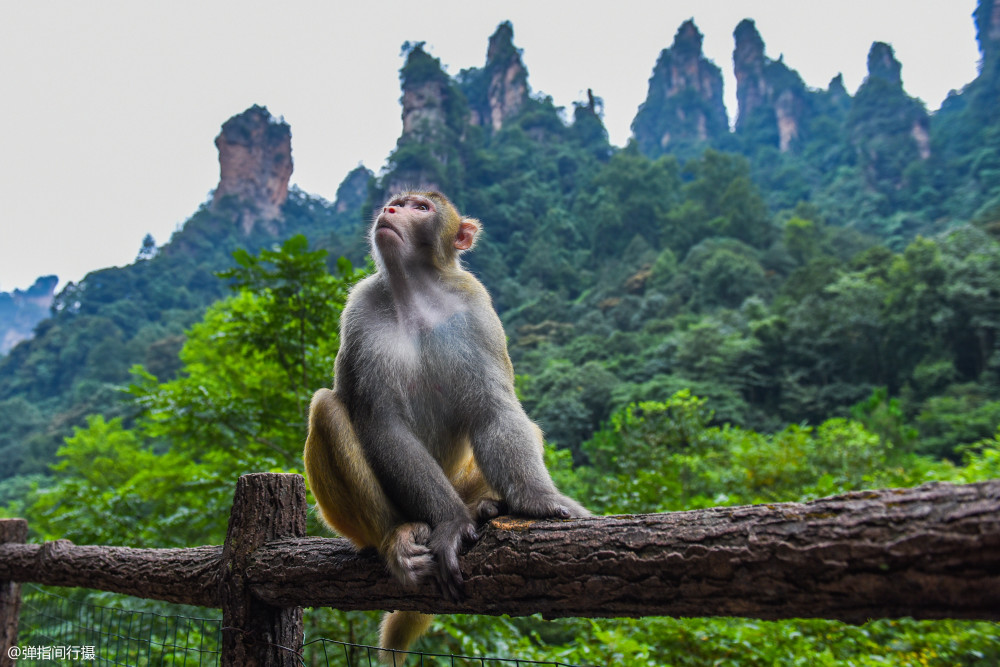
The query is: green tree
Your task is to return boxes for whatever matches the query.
[22,236,365,545]
[573,146,681,257]
[671,150,774,249]
[129,235,364,469]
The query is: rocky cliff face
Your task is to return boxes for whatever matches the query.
[334,165,373,215]
[397,42,470,146]
[848,42,931,190]
[211,105,293,234]
[977,0,1000,66]
[383,43,468,193]
[733,19,810,152]
[385,25,535,195]
[401,76,449,142]
[936,0,999,171]
[631,20,729,159]
[630,16,943,209]
[465,22,529,132]
[0,275,58,355]
[733,20,769,128]
[732,19,856,154]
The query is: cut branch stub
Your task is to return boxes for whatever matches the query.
[219,473,307,667]
[1,519,28,659]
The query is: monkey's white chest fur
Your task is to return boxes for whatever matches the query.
[378,308,482,398]
[337,272,511,464]
[372,310,493,465]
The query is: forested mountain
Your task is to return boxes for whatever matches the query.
[4,4,1000,663]
[2,5,999,482]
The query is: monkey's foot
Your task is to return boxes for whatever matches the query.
[383,522,434,588]
[473,498,506,522]
[511,493,591,520]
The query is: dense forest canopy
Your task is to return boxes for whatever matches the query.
[3,3,1000,663]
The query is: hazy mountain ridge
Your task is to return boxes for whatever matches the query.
[0,276,57,355]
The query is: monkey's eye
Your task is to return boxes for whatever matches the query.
[415,203,429,211]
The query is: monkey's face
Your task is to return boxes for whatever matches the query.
[372,192,472,272]
[371,191,482,276]
[373,193,440,257]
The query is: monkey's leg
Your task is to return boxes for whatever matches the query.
[306,392,439,660]
[305,389,437,582]
[353,416,480,601]
[305,388,403,547]
[470,403,590,519]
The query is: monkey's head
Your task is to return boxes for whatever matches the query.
[371,191,481,273]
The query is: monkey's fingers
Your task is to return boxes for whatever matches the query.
[474,498,507,523]
[461,522,479,544]
[436,548,465,602]
[512,493,591,520]
[428,519,478,601]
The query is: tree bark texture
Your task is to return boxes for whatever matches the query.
[1,479,997,624]
[1,519,27,667]
[218,472,307,667]
[249,480,1000,623]
[0,542,222,607]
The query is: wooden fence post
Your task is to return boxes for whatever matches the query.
[1,519,28,664]
[220,473,307,667]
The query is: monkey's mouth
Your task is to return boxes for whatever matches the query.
[375,220,403,240]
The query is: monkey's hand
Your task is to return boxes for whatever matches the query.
[511,493,591,520]
[426,517,479,601]
[383,522,435,589]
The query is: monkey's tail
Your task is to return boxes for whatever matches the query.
[378,610,434,665]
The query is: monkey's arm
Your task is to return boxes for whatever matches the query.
[355,415,479,600]
[469,398,590,519]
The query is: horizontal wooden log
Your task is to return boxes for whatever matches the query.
[1,480,998,622]
[0,540,222,608]
[248,480,1000,622]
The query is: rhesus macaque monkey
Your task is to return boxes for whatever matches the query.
[304,191,588,657]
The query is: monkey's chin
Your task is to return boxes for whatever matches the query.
[373,230,405,254]
[374,226,405,248]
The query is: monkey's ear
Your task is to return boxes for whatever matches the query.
[454,218,481,251]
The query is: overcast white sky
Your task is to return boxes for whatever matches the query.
[0,0,981,292]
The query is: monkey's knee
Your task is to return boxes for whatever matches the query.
[304,389,398,548]
[381,522,434,588]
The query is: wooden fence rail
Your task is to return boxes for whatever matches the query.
[1,473,998,666]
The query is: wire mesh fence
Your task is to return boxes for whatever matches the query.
[16,584,222,665]
[303,638,592,667]
[14,586,592,667]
